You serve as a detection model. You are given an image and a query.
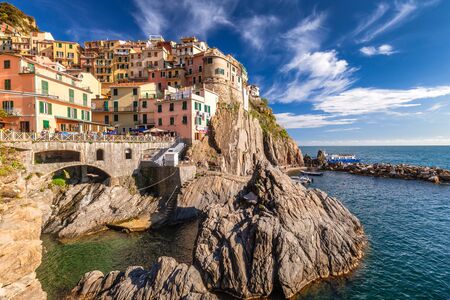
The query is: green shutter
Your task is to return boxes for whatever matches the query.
[43,120,49,129]
[87,111,90,121]
[39,101,44,114]
[41,81,48,95]
[48,103,52,115]
[74,109,77,119]
[69,89,74,102]
[81,110,85,120]
[83,93,88,106]
[67,107,71,118]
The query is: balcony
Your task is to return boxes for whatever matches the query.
[3,108,22,116]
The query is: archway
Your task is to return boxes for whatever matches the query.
[96,149,104,161]
[51,164,111,184]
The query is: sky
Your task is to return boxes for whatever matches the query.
[8,0,450,145]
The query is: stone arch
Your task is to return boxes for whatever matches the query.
[96,149,104,161]
[50,164,112,184]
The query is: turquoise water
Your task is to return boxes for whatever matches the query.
[302,146,450,169]
[295,171,450,299]
[37,147,450,299]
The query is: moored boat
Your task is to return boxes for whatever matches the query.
[300,170,324,176]
[325,151,360,164]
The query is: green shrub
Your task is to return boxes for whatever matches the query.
[51,178,66,187]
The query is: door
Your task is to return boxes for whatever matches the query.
[19,121,29,132]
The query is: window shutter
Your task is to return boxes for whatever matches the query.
[74,109,77,119]
[81,110,85,120]
[39,101,44,113]
[48,103,52,115]
[67,107,71,118]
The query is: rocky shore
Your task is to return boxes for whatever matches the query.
[68,163,366,299]
[324,162,450,184]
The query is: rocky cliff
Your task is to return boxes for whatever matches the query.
[0,2,39,34]
[188,96,303,176]
[0,147,46,299]
[69,163,365,299]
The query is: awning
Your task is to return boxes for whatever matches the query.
[149,127,168,133]
[54,116,106,126]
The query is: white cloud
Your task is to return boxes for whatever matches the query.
[427,102,446,112]
[360,44,395,56]
[325,127,361,133]
[351,3,389,38]
[275,113,356,129]
[315,86,450,116]
[238,15,279,49]
[267,14,356,103]
[359,1,417,43]
[132,0,237,37]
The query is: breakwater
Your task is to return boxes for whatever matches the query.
[324,162,450,184]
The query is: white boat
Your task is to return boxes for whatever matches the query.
[290,175,313,185]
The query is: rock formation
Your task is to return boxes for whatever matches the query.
[188,96,303,176]
[68,257,216,300]
[69,163,366,299]
[0,147,46,299]
[325,162,450,184]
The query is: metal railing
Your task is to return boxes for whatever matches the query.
[0,131,176,143]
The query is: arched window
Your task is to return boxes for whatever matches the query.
[125,148,132,160]
[96,149,104,161]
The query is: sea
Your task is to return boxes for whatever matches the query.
[37,146,450,299]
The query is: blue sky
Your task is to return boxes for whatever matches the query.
[9,0,450,145]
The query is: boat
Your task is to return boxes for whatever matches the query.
[300,170,324,176]
[325,151,360,164]
[290,175,313,185]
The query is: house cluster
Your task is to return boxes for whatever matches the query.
[0,24,259,142]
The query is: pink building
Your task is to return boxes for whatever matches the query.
[153,87,218,142]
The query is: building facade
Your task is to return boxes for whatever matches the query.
[0,54,104,132]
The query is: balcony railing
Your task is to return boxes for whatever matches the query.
[4,108,22,116]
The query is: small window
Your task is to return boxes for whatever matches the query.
[182,101,187,110]
[4,79,11,90]
[133,114,138,122]
[96,149,104,161]
[114,114,119,122]
[158,104,162,113]
[125,149,132,160]
[158,118,162,126]
[113,88,118,96]
[69,89,74,102]
[207,57,213,64]
[4,60,10,69]
[198,65,202,72]
[133,88,138,95]
[182,115,188,124]
[170,117,174,125]
[169,103,174,111]
[83,93,88,106]
[104,115,109,124]
[142,101,147,108]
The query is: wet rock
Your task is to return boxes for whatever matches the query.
[68,257,217,300]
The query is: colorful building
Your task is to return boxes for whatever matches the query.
[154,87,218,142]
[52,40,80,68]
[0,53,104,132]
[91,82,158,133]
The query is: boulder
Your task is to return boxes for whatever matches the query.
[194,163,366,299]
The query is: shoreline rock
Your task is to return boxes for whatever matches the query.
[324,162,450,184]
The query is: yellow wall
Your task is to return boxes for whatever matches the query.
[52,41,80,67]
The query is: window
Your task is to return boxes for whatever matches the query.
[189,68,192,75]
[133,88,138,95]
[4,79,11,90]
[157,104,162,113]
[83,93,88,106]
[207,57,213,64]
[69,89,74,102]
[104,115,109,124]
[113,101,118,112]
[67,107,77,118]
[199,76,202,83]
[2,101,13,113]
[96,149,104,161]
[151,72,155,78]
[58,43,62,47]
[182,101,187,110]
[39,101,52,115]
[113,88,118,96]
[195,117,202,125]
[182,115,188,124]
[158,118,162,126]
[169,103,174,111]
[142,101,147,108]
[133,101,138,110]
[103,101,109,111]
[114,114,119,122]
[198,65,202,72]
[43,120,50,129]
[193,77,196,84]
[170,117,174,125]
[81,110,84,120]
[125,149,132,160]
[4,60,10,69]
[41,80,48,95]
[143,114,147,124]
[86,111,90,121]
[215,68,225,75]
[133,114,138,122]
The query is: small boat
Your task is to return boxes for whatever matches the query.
[290,175,313,185]
[300,170,324,176]
[325,151,360,164]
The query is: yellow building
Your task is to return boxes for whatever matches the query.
[52,40,80,68]
[92,82,157,133]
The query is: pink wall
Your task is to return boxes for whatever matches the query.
[153,99,193,140]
